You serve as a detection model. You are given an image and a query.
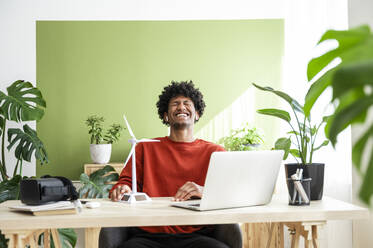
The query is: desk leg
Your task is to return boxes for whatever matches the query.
[44,229,51,248]
[285,221,325,248]
[51,229,62,248]
[85,227,101,248]
[2,229,46,248]
[3,232,16,248]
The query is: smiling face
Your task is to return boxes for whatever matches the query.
[164,95,199,130]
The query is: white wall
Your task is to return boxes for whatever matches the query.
[348,0,373,247]
[0,0,353,247]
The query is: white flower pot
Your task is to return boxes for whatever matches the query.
[89,144,112,164]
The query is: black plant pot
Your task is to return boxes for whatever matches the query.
[285,163,325,200]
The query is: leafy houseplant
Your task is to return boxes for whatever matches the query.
[305,25,373,205]
[85,115,124,164]
[218,124,264,151]
[253,83,329,200]
[79,165,119,198]
[0,80,76,248]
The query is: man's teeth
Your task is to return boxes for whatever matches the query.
[177,114,187,117]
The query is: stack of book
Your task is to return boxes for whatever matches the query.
[9,201,77,216]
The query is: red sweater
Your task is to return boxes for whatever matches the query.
[110,136,225,234]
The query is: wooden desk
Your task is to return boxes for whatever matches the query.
[0,195,368,248]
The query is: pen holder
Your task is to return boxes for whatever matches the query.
[287,178,312,206]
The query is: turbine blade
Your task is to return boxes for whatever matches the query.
[123,144,136,168]
[138,139,161,143]
[123,114,136,139]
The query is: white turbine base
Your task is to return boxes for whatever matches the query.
[120,192,152,204]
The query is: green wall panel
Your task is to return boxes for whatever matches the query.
[36,20,284,179]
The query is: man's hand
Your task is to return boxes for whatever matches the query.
[110,185,132,202]
[173,181,203,201]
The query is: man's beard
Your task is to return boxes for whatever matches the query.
[171,122,192,130]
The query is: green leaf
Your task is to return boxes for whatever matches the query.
[0,230,8,248]
[7,124,49,164]
[57,228,77,248]
[41,228,77,248]
[332,59,373,99]
[252,83,303,113]
[274,137,291,160]
[358,151,373,205]
[310,126,317,136]
[287,131,300,136]
[289,149,301,158]
[0,80,46,122]
[0,175,23,203]
[103,124,124,144]
[352,124,373,171]
[304,68,335,116]
[257,108,291,123]
[313,140,329,151]
[305,25,373,115]
[307,25,371,81]
[79,165,119,198]
[328,96,373,145]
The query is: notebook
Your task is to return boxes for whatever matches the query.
[9,201,77,215]
[171,150,283,211]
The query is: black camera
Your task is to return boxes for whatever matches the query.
[20,176,78,205]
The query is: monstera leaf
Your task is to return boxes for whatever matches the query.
[0,80,46,122]
[305,25,373,116]
[306,25,373,205]
[0,175,23,203]
[38,228,77,248]
[0,230,8,248]
[79,165,119,198]
[7,124,48,164]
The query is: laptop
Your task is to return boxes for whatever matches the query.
[171,150,284,211]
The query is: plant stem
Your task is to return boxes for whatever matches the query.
[0,120,7,180]
[288,122,304,163]
[12,159,20,177]
[19,160,23,176]
[310,120,323,164]
[291,108,306,164]
[308,117,313,164]
[302,115,307,163]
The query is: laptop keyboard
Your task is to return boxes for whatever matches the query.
[189,203,200,207]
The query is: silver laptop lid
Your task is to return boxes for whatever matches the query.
[199,150,283,210]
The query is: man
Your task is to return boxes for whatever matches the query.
[110,81,228,248]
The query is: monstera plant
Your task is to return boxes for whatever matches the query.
[0,80,76,247]
[79,165,119,198]
[305,25,373,205]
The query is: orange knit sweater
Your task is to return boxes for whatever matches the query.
[110,136,225,234]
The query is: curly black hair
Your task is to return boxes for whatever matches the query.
[156,81,206,126]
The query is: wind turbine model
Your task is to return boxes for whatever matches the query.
[121,114,160,204]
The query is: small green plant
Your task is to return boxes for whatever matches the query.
[253,83,329,164]
[85,115,124,144]
[219,124,264,151]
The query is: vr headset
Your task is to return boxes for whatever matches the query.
[20,176,79,205]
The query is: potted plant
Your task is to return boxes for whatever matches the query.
[253,83,329,200]
[304,25,373,205]
[218,124,264,151]
[85,115,124,164]
[0,80,76,247]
